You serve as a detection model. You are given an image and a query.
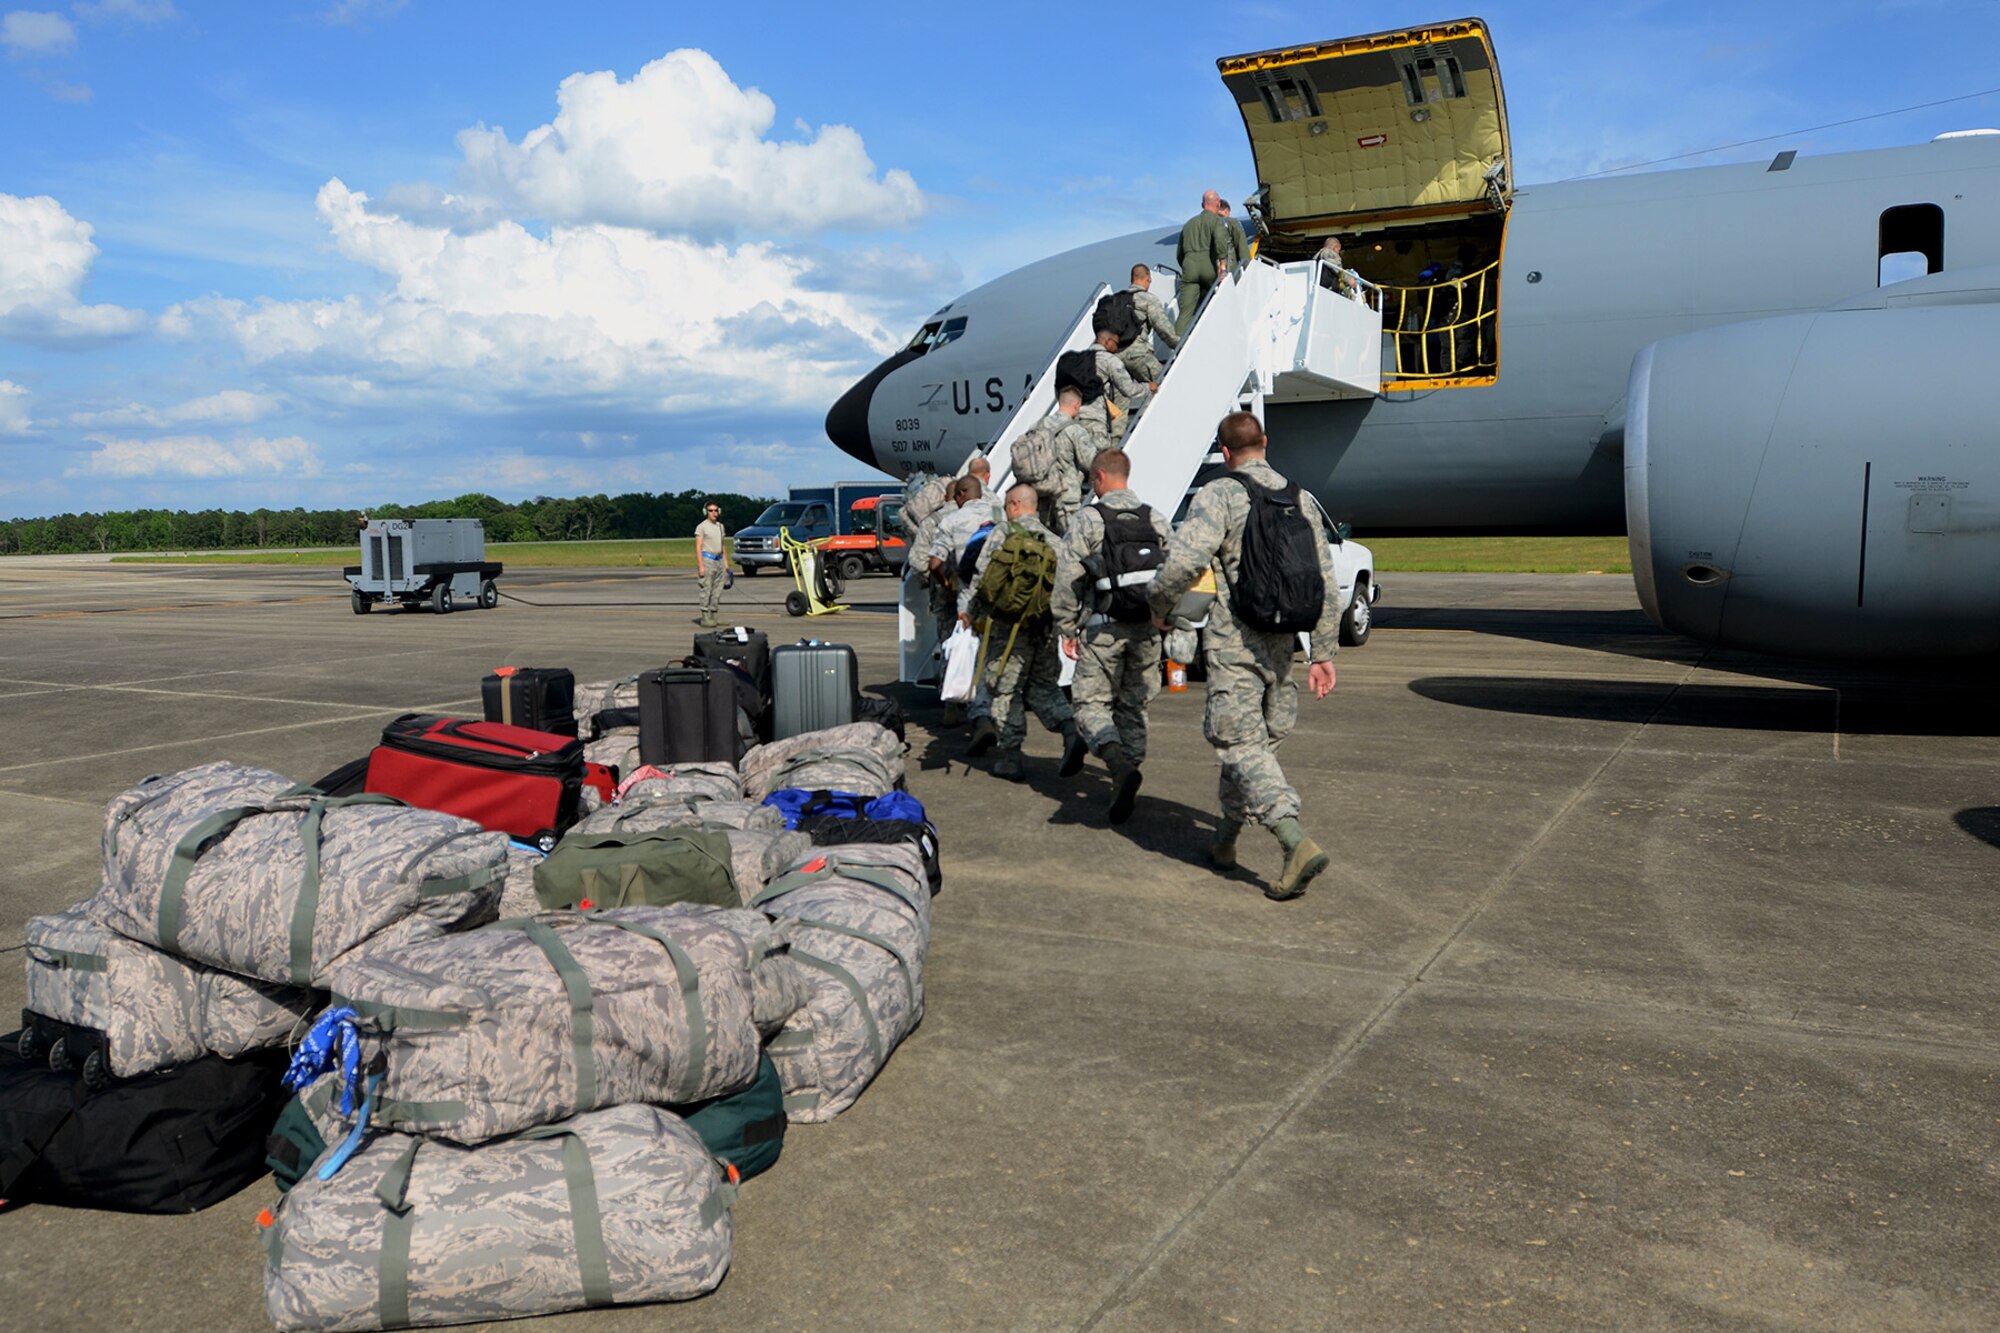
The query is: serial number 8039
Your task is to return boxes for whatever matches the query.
[894,418,921,431]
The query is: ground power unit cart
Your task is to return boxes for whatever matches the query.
[345,518,504,614]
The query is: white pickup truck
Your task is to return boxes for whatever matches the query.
[1330,528,1380,647]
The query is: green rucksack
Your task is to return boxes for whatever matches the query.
[531,826,739,910]
[976,523,1057,625]
[974,523,1058,679]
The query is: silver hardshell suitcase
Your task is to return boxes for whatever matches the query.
[770,642,858,740]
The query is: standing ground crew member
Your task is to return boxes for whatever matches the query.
[961,482,1078,779]
[694,501,727,628]
[1147,411,1341,900]
[1053,448,1170,823]
[1120,264,1180,384]
[1175,190,1233,339]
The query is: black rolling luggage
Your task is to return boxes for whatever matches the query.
[481,666,578,737]
[638,665,743,765]
[0,1035,288,1213]
[695,629,772,738]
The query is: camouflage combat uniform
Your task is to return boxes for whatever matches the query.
[1077,346,1149,446]
[962,513,1072,753]
[930,500,998,719]
[1146,458,1340,829]
[1046,411,1106,537]
[1118,284,1180,384]
[1175,210,1233,339]
[1053,487,1172,763]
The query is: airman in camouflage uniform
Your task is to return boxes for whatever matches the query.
[1045,392,1107,536]
[961,482,1078,780]
[1147,411,1341,901]
[1119,264,1180,384]
[1218,198,1254,273]
[1052,448,1171,823]
[1175,190,1234,339]
[1077,330,1153,446]
[926,477,993,726]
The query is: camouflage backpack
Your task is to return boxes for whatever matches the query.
[898,473,953,538]
[1009,421,1059,495]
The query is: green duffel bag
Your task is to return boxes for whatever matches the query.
[533,827,738,910]
[681,1053,786,1182]
[264,1093,328,1193]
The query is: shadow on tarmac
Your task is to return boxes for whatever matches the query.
[1408,674,2000,737]
[1956,807,2000,850]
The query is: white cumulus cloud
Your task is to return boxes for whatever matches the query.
[1,10,74,56]
[169,179,899,411]
[0,193,147,340]
[74,433,322,479]
[449,49,924,238]
[0,379,30,435]
[71,388,281,428]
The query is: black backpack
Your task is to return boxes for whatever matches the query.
[1054,349,1103,403]
[1225,475,1326,635]
[1092,291,1142,350]
[1098,505,1166,623]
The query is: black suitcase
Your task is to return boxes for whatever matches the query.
[694,629,773,739]
[638,665,743,765]
[0,1035,288,1213]
[481,666,578,737]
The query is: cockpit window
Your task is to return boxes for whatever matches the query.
[900,315,970,357]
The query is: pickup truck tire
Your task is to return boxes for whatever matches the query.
[738,564,758,577]
[838,554,866,583]
[1339,577,1372,647]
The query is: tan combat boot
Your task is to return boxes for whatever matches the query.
[1267,837,1329,901]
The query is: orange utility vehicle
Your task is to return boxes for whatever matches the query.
[817,493,907,582]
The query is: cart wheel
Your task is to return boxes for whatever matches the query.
[351,590,371,615]
[47,1035,70,1073]
[479,580,499,610]
[80,1048,111,1091]
[433,583,454,615]
[785,590,809,617]
[838,555,865,584]
[17,1024,45,1062]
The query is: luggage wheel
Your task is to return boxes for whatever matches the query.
[535,830,558,853]
[17,1024,46,1062]
[80,1048,111,1091]
[46,1034,71,1073]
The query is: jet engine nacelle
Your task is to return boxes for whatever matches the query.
[1627,300,2000,658]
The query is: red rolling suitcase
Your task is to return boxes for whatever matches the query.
[366,714,584,851]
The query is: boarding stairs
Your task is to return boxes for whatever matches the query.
[898,257,1381,682]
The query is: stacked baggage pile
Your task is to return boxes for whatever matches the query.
[3,628,942,1332]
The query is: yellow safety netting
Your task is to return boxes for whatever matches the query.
[1379,260,1500,387]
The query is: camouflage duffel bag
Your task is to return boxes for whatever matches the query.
[612,761,742,806]
[576,797,785,832]
[573,675,642,741]
[751,844,931,1122]
[23,904,313,1078]
[494,842,545,919]
[262,1104,734,1333]
[741,721,906,801]
[91,762,507,987]
[320,905,790,1144]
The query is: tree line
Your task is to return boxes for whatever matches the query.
[0,491,778,556]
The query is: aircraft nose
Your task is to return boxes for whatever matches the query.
[825,348,920,468]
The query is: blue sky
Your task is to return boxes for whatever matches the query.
[3,0,1998,519]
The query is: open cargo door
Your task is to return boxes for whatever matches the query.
[1219,17,1512,236]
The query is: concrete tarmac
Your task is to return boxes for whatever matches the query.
[0,559,1995,1331]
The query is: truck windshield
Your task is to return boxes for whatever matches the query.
[852,507,877,535]
[753,503,809,526]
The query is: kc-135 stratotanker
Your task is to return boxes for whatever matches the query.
[827,18,2000,660]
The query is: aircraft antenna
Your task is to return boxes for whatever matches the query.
[1563,86,2000,180]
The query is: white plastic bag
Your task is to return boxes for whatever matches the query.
[940,624,978,702]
